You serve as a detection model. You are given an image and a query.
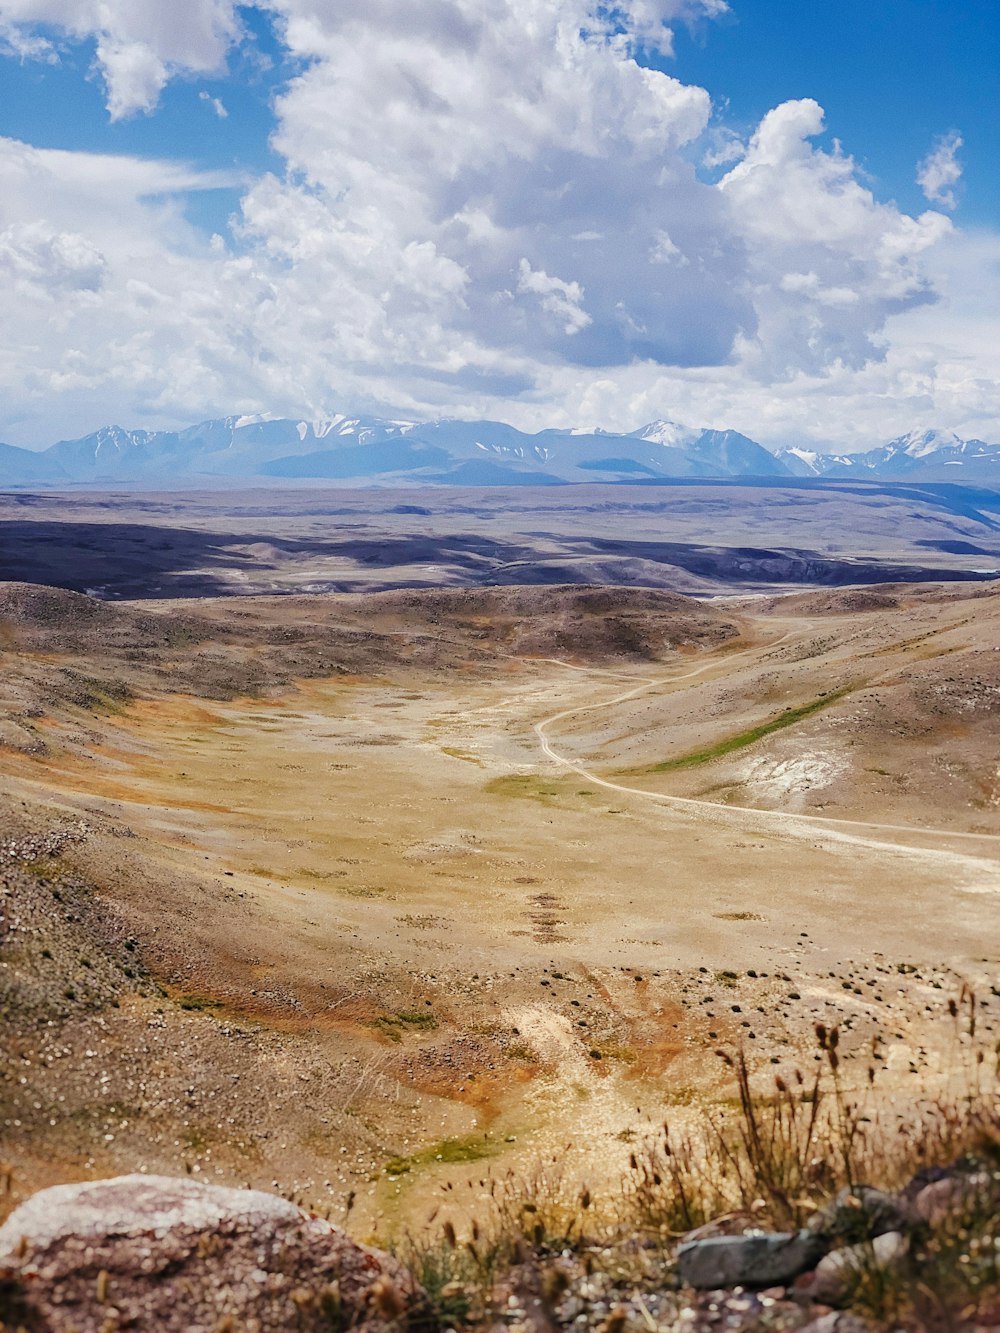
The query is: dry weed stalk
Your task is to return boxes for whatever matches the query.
[394,987,999,1329]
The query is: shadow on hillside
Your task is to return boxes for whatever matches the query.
[0,518,996,600]
[0,521,550,597]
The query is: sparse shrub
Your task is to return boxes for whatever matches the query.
[381,992,998,1328]
[372,1010,438,1042]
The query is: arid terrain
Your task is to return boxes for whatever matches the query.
[1,568,998,1244]
[2,480,999,599]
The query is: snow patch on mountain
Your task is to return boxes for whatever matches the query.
[631,420,696,448]
[4,412,1000,487]
[889,428,968,458]
[233,413,279,430]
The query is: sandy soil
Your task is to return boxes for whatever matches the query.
[1,580,998,1235]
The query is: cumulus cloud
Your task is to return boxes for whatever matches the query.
[0,0,974,449]
[917,131,963,209]
[244,0,747,376]
[517,260,592,334]
[719,99,951,375]
[233,7,957,392]
[537,222,1000,450]
[584,0,729,50]
[0,17,55,58]
[0,0,241,115]
[0,220,106,292]
[0,137,257,439]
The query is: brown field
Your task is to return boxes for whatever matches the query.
[1,577,998,1238]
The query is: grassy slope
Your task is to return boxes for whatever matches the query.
[646,684,856,773]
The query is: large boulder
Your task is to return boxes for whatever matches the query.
[676,1230,828,1290]
[0,1174,424,1332]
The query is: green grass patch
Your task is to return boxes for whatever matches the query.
[177,993,223,1012]
[484,774,565,802]
[384,1134,495,1176]
[74,680,133,716]
[440,745,484,765]
[646,685,854,772]
[372,1010,438,1041]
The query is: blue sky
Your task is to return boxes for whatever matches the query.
[4,2,995,232]
[0,6,290,235]
[0,0,998,449]
[669,0,998,224]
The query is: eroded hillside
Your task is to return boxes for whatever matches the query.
[1,580,998,1235]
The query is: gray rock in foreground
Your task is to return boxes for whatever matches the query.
[806,1230,910,1306]
[677,1230,828,1290]
[0,1174,423,1332]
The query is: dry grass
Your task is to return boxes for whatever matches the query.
[396,988,1000,1331]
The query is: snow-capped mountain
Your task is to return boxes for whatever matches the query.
[889,428,968,459]
[775,447,852,477]
[630,419,697,448]
[1,414,998,487]
[776,428,1000,481]
[863,429,999,477]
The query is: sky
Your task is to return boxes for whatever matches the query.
[0,0,998,451]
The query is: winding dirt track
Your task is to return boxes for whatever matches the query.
[533,630,1000,866]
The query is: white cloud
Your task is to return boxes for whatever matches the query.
[0,220,106,292]
[517,259,592,334]
[719,99,951,376]
[0,0,989,452]
[0,17,55,57]
[199,89,228,118]
[95,36,167,120]
[0,137,258,441]
[650,229,686,264]
[917,131,963,210]
[701,125,745,170]
[0,0,242,116]
[550,222,1000,449]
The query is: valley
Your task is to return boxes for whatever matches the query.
[2,575,998,1238]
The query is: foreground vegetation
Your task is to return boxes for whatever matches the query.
[396,990,999,1331]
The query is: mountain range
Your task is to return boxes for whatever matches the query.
[1,416,998,488]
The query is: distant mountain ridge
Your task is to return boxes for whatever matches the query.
[776,429,1000,480]
[1,415,999,488]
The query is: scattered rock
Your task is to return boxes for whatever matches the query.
[0,1174,424,1332]
[799,1312,876,1333]
[504,1259,562,1333]
[805,1230,909,1306]
[900,1164,952,1200]
[677,1230,829,1290]
[912,1171,991,1225]
[807,1186,912,1241]
[0,821,90,867]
